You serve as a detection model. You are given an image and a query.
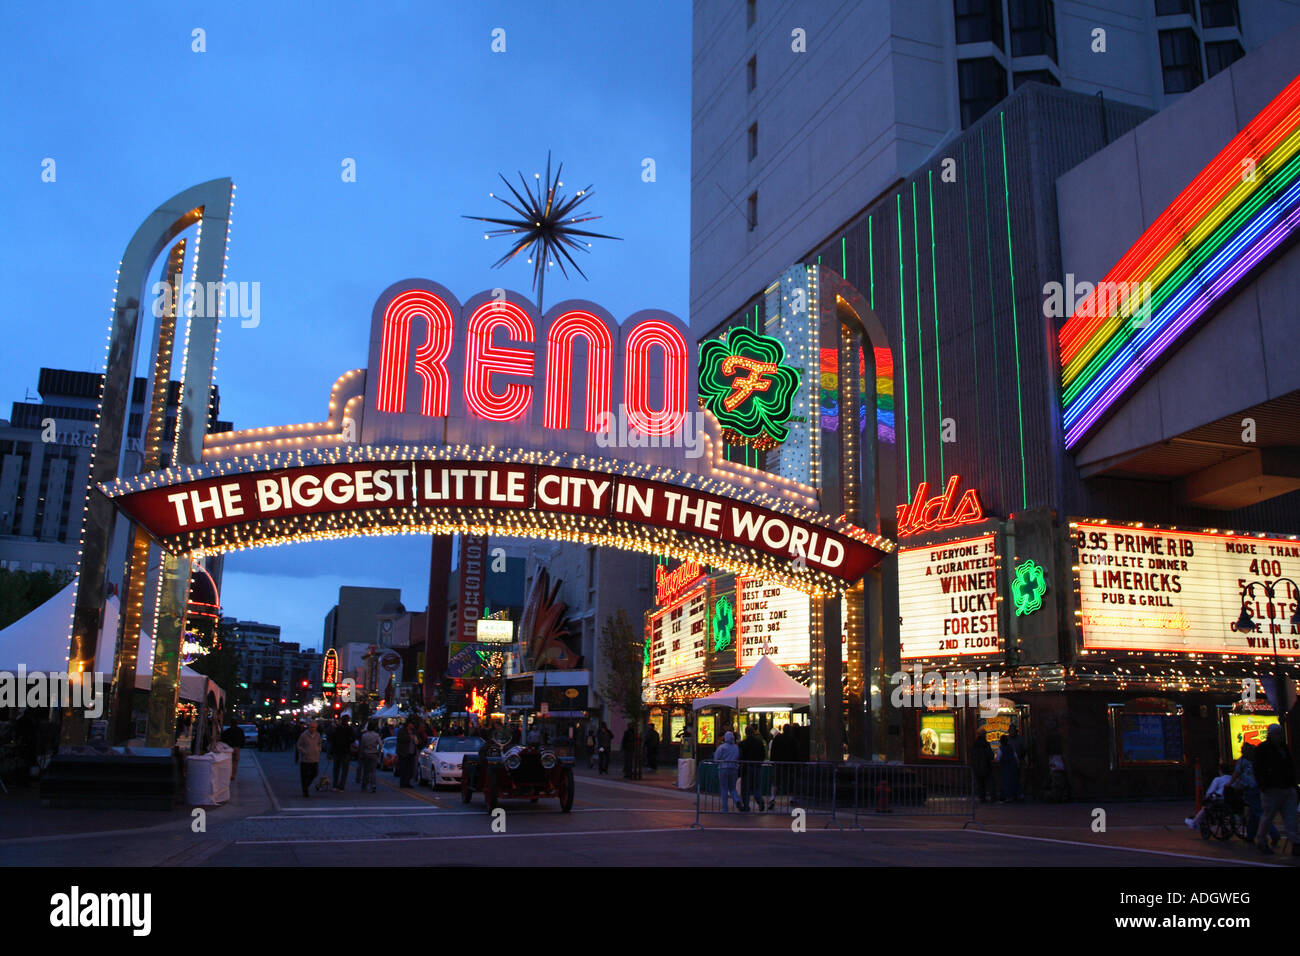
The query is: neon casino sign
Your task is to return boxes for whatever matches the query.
[896,476,985,537]
[367,283,689,437]
[697,328,801,450]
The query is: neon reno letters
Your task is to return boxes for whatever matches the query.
[375,286,687,433]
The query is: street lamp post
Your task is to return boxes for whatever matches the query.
[1234,578,1300,723]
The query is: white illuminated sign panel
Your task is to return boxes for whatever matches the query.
[735,578,846,669]
[898,533,1001,660]
[648,584,708,682]
[477,619,514,644]
[1073,521,1300,658]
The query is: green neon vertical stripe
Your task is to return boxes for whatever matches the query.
[868,215,875,310]
[841,236,847,279]
[961,140,982,470]
[896,195,911,492]
[912,181,926,483]
[980,128,1005,486]
[928,169,944,480]
[1000,112,1028,509]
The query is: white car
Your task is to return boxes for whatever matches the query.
[417,735,483,788]
[238,724,259,748]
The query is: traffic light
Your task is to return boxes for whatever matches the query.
[301,680,308,688]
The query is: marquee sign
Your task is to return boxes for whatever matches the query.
[896,476,984,537]
[647,582,708,683]
[1072,520,1300,658]
[898,533,1001,660]
[104,450,889,593]
[322,648,339,688]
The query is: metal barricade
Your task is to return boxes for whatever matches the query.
[694,761,841,828]
[850,762,975,825]
[693,760,975,827]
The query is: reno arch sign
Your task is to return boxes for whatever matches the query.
[97,277,893,595]
[362,280,692,457]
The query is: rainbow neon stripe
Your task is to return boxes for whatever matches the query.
[1059,73,1300,448]
[819,346,895,443]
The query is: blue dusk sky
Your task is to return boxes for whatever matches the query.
[0,1,691,650]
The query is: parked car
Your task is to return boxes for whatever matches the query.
[379,735,398,771]
[418,735,482,788]
[462,733,574,812]
[238,724,259,748]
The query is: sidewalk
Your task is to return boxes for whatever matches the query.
[0,747,272,843]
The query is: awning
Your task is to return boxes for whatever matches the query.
[692,655,811,711]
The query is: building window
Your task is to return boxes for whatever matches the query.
[1155,0,1195,17]
[1014,69,1060,89]
[747,55,756,92]
[1205,38,1244,76]
[747,192,758,231]
[1009,0,1056,60]
[1159,29,1203,93]
[1200,0,1239,28]
[954,0,1004,49]
[747,0,756,28]
[747,123,758,160]
[958,57,1007,128]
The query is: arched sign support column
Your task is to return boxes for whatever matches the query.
[64,178,232,745]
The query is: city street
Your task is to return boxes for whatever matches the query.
[0,749,1290,868]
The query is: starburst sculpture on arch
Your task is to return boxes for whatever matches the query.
[463,152,620,313]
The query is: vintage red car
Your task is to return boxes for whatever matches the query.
[461,737,575,813]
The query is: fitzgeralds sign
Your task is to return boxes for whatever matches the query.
[697,328,801,450]
[896,476,985,537]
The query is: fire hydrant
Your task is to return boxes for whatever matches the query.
[876,778,892,813]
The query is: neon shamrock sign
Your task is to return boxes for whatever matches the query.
[698,328,801,450]
[1012,560,1048,616]
[712,595,735,652]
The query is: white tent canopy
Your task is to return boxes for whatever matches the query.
[692,655,811,711]
[0,584,215,702]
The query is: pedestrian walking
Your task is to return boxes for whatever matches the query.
[970,733,994,803]
[586,726,597,770]
[739,723,766,811]
[998,735,1020,803]
[296,721,322,797]
[1230,741,1278,846]
[220,719,245,781]
[330,715,354,791]
[715,730,742,812]
[1252,723,1299,855]
[597,722,613,775]
[359,721,381,793]
[769,724,796,808]
[396,717,418,788]
[644,722,660,772]
[621,725,637,778]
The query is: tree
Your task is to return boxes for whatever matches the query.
[0,567,73,631]
[599,610,645,778]
[190,618,245,713]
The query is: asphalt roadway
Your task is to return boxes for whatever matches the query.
[2,749,1295,869]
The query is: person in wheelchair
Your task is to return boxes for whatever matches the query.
[1185,764,1234,830]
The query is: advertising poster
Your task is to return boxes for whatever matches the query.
[1227,712,1277,759]
[919,712,957,758]
[697,715,716,745]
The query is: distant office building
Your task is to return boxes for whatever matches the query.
[0,367,229,573]
[222,616,322,709]
[321,585,402,651]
